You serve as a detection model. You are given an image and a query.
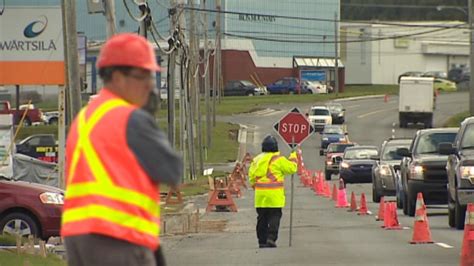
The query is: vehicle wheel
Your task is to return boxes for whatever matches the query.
[0,212,39,238]
[246,92,254,96]
[49,117,58,125]
[325,170,331,181]
[22,118,32,127]
[396,192,403,209]
[448,201,455,228]
[372,182,381,203]
[455,198,467,230]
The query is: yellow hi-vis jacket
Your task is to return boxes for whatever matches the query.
[249,151,298,208]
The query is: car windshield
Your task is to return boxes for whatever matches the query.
[461,124,474,149]
[241,80,254,86]
[344,148,378,160]
[382,144,409,160]
[310,109,329,116]
[327,104,343,112]
[328,144,354,153]
[323,126,344,135]
[415,132,457,154]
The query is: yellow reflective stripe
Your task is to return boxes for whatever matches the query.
[68,99,129,186]
[62,204,159,236]
[65,183,160,218]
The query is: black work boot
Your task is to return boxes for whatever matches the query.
[266,239,277,248]
[259,243,269,248]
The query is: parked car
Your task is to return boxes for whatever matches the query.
[448,67,469,83]
[339,146,379,184]
[42,111,59,125]
[319,125,347,154]
[223,80,266,96]
[0,101,43,126]
[422,71,447,79]
[306,106,332,132]
[398,71,423,83]
[16,134,58,163]
[326,102,345,124]
[397,128,458,216]
[324,142,356,180]
[433,78,457,93]
[0,179,63,240]
[372,138,412,203]
[267,77,307,94]
[440,117,474,229]
[302,80,327,94]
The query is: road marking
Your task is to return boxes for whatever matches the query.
[357,108,398,119]
[345,104,360,108]
[435,242,453,249]
[402,226,410,230]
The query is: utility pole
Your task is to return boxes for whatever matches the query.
[213,0,221,127]
[62,0,82,121]
[195,1,204,174]
[469,0,474,115]
[203,0,212,149]
[334,12,339,96]
[104,0,116,38]
[188,0,197,180]
[168,0,177,147]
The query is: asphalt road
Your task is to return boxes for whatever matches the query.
[164,92,468,265]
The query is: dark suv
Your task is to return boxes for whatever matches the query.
[397,128,458,216]
[0,179,63,240]
[440,117,474,229]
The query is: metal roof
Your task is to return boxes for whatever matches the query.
[294,57,344,68]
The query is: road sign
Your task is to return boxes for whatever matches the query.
[273,107,314,149]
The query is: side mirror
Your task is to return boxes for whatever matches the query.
[438,142,455,155]
[334,156,343,163]
[319,149,324,156]
[344,132,348,135]
[342,108,346,111]
[305,113,309,117]
[396,147,411,157]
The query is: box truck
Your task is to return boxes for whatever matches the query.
[399,77,435,128]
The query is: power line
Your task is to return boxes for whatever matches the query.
[342,3,466,10]
[182,6,468,29]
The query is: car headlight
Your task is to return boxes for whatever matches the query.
[39,192,64,205]
[322,137,329,141]
[338,113,344,117]
[379,165,391,176]
[341,162,350,168]
[326,160,333,165]
[410,165,424,180]
[460,166,474,180]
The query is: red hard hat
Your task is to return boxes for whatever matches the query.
[97,33,160,72]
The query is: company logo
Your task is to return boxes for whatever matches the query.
[23,16,48,38]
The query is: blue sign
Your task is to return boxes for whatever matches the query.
[301,70,326,82]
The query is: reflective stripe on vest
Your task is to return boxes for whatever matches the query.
[63,99,159,237]
[255,155,283,190]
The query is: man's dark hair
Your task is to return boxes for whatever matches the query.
[98,66,134,83]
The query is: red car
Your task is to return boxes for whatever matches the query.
[324,142,356,180]
[0,179,63,240]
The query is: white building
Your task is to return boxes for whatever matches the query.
[341,21,469,85]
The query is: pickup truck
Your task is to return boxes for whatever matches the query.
[440,117,474,229]
[0,101,43,126]
[16,134,58,163]
[397,128,458,216]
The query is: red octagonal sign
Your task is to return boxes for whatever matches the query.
[273,107,314,149]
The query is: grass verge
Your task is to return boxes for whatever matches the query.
[0,250,66,266]
[443,111,470,127]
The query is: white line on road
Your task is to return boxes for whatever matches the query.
[345,104,360,109]
[357,108,398,119]
[435,242,454,249]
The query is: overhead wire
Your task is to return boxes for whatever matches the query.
[123,0,148,22]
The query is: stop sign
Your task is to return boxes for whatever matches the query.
[273,107,314,149]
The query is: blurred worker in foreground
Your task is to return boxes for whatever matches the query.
[248,135,297,248]
[61,33,182,266]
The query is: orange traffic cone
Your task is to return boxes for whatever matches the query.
[348,192,358,212]
[316,175,324,196]
[410,193,433,244]
[376,197,385,221]
[357,193,370,215]
[460,203,474,266]
[331,183,338,201]
[324,183,331,198]
[384,94,389,103]
[384,202,402,230]
[336,179,349,208]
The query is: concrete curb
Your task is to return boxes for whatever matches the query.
[333,94,386,102]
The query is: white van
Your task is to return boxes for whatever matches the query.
[398,77,435,128]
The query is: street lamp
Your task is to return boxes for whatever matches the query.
[436,4,474,115]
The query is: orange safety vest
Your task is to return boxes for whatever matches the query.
[61,90,160,250]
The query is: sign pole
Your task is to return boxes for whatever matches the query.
[289,135,295,247]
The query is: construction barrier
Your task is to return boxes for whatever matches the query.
[165,186,184,205]
[206,178,238,212]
